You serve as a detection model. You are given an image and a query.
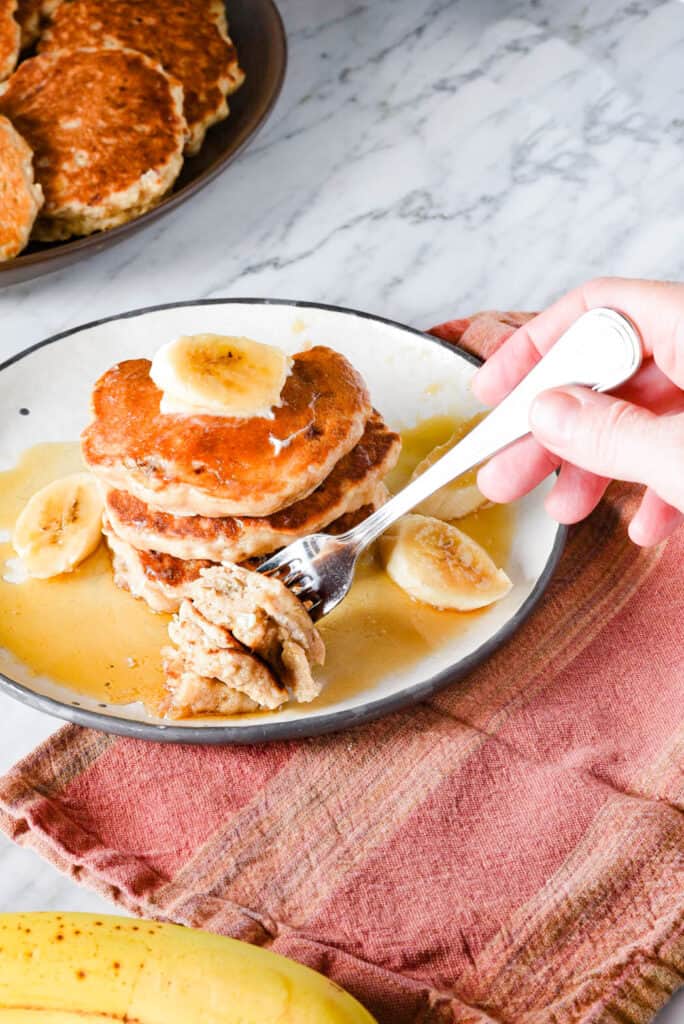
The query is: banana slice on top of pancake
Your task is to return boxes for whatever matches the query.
[151,334,292,418]
[13,472,104,579]
[380,513,512,611]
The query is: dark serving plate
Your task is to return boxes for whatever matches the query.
[0,0,287,287]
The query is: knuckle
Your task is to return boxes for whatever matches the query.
[588,399,642,467]
[666,415,684,464]
[583,276,619,304]
[598,398,637,442]
[658,416,684,511]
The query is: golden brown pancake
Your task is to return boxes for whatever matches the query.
[0,47,186,240]
[14,0,39,47]
[0,113,42,260]
[104,498,382,614]
[83,347,373,518]
[39,0,244,155]
[103,516,212,613]
[0,0,19,81]
[103,411,399,561]
[14,0,53,47]
[325,498,383,535]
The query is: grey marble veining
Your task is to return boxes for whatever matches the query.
[0,1,682,1017]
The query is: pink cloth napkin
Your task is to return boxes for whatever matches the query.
[0,310,682,1023]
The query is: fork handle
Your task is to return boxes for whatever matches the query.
[346,308,642,550]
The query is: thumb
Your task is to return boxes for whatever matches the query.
[529,386,684,513]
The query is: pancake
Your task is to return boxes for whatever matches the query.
[166,603,288,710]
[0,0,19,81]
[103,410,399,561]
[103,517,212,614]
[161,646,260,719]
[176,563,325,704]
[83,347,373,518]
[161,645,263,719]
[14,0,55,48]
[14,0,39,47]
[207,0,229,37]
[39,0,244,155]
[0,47,186,241]
[0,114,42,260]
[325,496,385,536]
[104,497,383,615]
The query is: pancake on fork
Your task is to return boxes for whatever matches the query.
[0,0,19,81]
[0,114,42,260]
[103,410,399,562]
[39,0,244,155]
[161,645,261,719]
[82,347,373,518]
[164,562,326,717]
[165,601,290,711]
[0,47,186,241]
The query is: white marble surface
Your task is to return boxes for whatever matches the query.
[0,0,682,1017]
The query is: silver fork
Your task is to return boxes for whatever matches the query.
[258,308,642,620]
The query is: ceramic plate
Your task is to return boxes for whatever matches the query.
[0,0,287,287]
[0,300,566,743]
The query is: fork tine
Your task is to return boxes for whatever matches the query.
[258,557,307,590]
[301,595,323,620]
[258,560,285,577]
[285,572,306,589]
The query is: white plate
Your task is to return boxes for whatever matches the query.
[0,300,565,743]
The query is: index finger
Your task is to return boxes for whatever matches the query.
[472,276,683,407]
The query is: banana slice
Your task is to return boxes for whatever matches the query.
[150,334,293,418]
[410,414,487,520]
[379,513,512,611]
[12,473,104,579]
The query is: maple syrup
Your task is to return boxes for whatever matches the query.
[0,419,514,717]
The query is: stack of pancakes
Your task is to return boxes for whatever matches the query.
[82,346,402,619]
[0,0,243,256]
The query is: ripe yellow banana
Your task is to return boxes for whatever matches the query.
[12,473,103,579]
[410,414,487,520]
[0,912,376,1023]
[150,334,293,418]
[380,513,512,611]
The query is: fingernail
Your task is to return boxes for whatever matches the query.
[529,390,582,446]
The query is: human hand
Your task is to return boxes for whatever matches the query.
[472,278,684,545]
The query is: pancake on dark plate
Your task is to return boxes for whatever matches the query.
[0,47,186,240]
[83,347,373,518]
[39,0,244,155]
[103,410,399,562]
[0,0,19,80]
[14,0,55,48]
[0,113,42,259]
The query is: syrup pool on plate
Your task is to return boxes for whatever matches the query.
[0,418,514,717]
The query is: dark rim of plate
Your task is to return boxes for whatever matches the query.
[0,298,568,744]
[0,0,288,277]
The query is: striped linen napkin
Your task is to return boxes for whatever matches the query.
[0,311,682,1024]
